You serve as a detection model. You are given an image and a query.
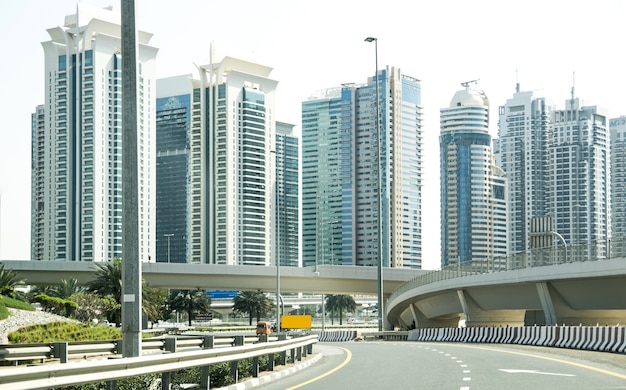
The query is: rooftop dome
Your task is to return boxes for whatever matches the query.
[449,86,489,108]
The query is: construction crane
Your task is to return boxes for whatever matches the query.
[461,79,480,88]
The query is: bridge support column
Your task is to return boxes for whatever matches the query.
[457,289,525,327]
[536,282,557,325]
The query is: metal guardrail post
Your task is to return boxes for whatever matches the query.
[268,351,275,370]
[252,355,260,378]
[278,333,287,365]
[233,335,244,346]
[52,342,68,364]
[202,335,214,349]
[161,338,177,389]
[200,367,209,390]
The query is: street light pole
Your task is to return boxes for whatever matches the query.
[164,234,174,263]
[365,36,384,332]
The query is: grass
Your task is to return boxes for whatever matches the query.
[8,322,122,343]
[0,295,36,311]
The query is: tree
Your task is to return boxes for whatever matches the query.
[169,289,212,326]
[70,291,118,323]
[232,290,274,325]
[0,264,25,298]
[325,294,356,325]
[86,258,123,325]
[143,285,169,327]
[54,278,85,299]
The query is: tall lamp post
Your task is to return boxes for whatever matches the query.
[365,36,384,332]
[164,234,174,263]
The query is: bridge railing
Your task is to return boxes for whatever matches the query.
[0,334,317,390]
[391,236,626,301]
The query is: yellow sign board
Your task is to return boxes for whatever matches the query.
[281,314,312,329]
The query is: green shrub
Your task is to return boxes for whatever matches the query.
[0,295,35,311]
[8,321,121,343]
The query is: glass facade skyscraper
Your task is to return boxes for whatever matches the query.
[156,76,192,263]
[33,4,157,262]
[275,122,299,267]
[159,57,278,265]
[440,84,508,268]
[302,67,423,269]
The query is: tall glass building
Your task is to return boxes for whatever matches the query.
[159,57,278,265]
[493,86,555,254]
[275,122,299,267]
[155,76,192,263]
[440,83,508,268]
[33,4,157,262]
[302,67,423,269]
[610,116,626,240]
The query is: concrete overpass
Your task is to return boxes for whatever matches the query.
[0,260,425,296]
[387,256,626,329]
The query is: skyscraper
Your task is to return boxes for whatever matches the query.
[548,96,610,251]
[493,86,555,254]
[33,4,157,262]
[302,67,423,269]
[275,122,299,267]
[440,82,508,268]
[163,56,277,265]
[610,116,626,240]
[155,75,193,263]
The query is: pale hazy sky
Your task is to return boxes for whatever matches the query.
[1,0,625,270]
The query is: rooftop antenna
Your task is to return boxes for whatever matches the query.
[461,79,479,88]
[571,71,576,101]
[515,69,520,93]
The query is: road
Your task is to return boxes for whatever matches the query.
[256,341,626,389]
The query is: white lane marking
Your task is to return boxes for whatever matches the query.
[499,369,575,377]
[460,387,470,390]
[463,370,471,373]
[463,377,471,381]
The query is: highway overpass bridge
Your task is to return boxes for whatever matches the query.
[4,244,626,329]
[0,260,424,296]
[387,256,626,329]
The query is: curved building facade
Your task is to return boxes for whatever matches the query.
[440,84,508,268]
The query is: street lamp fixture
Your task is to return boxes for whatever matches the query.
[365,36,384,332]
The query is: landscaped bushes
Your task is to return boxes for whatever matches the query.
[33,293,78,317]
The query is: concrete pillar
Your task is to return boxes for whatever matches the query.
[120,0,142,359]
[536,282,557,325]
[457,289,525,327]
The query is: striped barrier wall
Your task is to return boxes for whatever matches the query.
[401,325,626,354]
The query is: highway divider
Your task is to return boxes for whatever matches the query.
[405,325,626,353]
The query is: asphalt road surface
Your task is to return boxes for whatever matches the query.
[256,341,626,389]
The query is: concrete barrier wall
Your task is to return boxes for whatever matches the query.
[406,325,626,353]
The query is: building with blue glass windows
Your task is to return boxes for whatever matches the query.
[158,57,278,265]
[33,4,157,262]
[155,76,192,263]
[275,122,299,267]
[302,67,423,269]
[440,83,508,268]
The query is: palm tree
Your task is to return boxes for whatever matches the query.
[233,290,274,325]
[86,258,122,325]
[0,263,25,298]
[325,294,356,325]
[54,278,85,299]
[169,289,212,326]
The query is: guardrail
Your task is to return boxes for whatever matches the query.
[0,333,272,365]
[0,334,317,390]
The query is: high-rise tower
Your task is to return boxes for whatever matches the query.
[275,122,299,267]
[302,67,423,269]
[548,97,610,251]
[494,87,555,254]
[610,116,626,240]
[34,4,157,262]
[440,82,508,268]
